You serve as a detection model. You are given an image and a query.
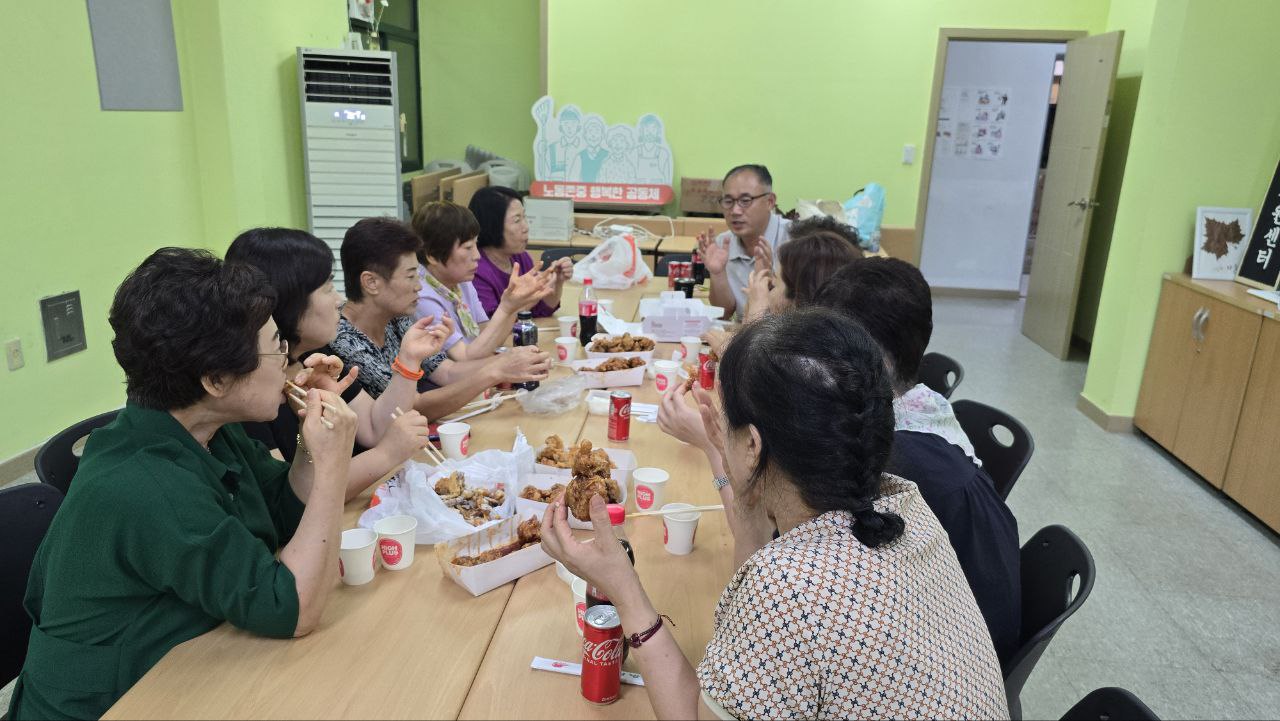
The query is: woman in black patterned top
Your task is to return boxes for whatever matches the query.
[541,309,1007,720]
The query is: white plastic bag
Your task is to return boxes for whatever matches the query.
[516,374,589,415]
[571,233,653,289]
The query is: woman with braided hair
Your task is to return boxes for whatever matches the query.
[541,309,1008,720]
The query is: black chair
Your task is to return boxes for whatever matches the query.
[952,399,1033,501]
[538,247,582,270]
[918,352,964,398]
[33,409,120,496]
[655,253,692,277]
[0,483,64,687]
[1060,687,1159,721]
[1004,525,1096,720]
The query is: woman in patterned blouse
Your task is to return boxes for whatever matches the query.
[541,308,1009,720]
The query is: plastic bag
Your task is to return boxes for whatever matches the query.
[358,437,530,545]
[842,182,886,253]
[571,232,653,289]
[516,374,589,415]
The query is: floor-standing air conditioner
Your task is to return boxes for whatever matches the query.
[297,48,401,295]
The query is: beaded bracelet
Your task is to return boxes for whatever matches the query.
[391,356,424,381]
[626,614,675,649]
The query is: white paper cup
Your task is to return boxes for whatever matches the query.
[438,422,471,460]
[556,560,576,585]
[660,290,683,303]
[339,528,378,586]
[557,315,577,338]
[598,298,615,315]
[661,503,701,556]
[555,336,579,362]
[653,359,680,393]
[572,577,588,636]
[373,515,418,570]
[631,467,670,512]
[679,336,701,362]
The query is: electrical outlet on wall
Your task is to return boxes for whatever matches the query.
[5,339,23,371]
[902,144,916,165]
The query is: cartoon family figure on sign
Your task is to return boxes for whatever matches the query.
[533,95,672,185]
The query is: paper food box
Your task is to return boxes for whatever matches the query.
[639,295,725,342]
[584,333,657,363]
[358,452,520,545]
[436,514,553,597]
[569,358,646,389]
[516,473,627,531]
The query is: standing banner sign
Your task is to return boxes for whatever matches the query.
[1236,157,1280,290]
[531,96,673,205]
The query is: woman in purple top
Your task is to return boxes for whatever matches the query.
[411,200,552,361]
[469,186,573,318]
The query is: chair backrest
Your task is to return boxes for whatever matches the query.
[1060,687,1160,721]
[1004,525,1096,719]
[951,399,1033,501]
[655,253,692,277]
[33,409,120,496]
[538,247,582,270]
[0,483,64,686]
[918,352,964,399]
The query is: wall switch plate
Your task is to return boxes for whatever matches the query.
[40,291,88,362]
[902,144,916,165]
[5,339,23,370]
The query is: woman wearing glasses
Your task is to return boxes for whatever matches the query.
[9,249,359,720]
[694,164,792,321]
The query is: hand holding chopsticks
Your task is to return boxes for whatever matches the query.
[285,381,336,429]
[392,406,448,465]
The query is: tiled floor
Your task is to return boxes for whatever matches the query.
[3,297,1278,719]
[933,296,1280,720]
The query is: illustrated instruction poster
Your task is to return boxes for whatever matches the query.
[936,87,1011,160]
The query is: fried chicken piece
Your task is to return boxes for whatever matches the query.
[519,483,565,503]
[572,441,615,479]
[434,471,464,498]
[536,435,573,468]
[586,357,646,373]
[517,516,542,545]
[590,333,656,353]
[603,476,621,504]
[564,474,609,521]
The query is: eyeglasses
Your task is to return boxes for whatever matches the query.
[259,338,289,358]
[718,192,772,210]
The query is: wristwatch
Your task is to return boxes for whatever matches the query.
[712,475,731,491]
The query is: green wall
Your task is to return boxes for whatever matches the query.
[546,0,1111,225]
[420,0,541,172]
[0,1,347,462]
[1081,0,1280,416]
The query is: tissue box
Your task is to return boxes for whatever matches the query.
[569,359,646,389]
[639,297,725,342]
[435,514,553,597]
[517,473,628,530]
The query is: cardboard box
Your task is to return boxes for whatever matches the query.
[410,167,461,212]
[435,514,553,597]
[446,170,489,206]
[679,177,724,215]
[526,197,575,241]
[568,358,646,389]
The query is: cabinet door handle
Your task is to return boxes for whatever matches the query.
[1199,307,1210,341]
[1191,307,1206,343]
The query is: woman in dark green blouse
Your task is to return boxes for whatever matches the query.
[9,248,359,720]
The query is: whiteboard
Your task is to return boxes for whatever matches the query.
[919,41,1064,292]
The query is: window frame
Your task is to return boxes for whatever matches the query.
[350,1,422,172]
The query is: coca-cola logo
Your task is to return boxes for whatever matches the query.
[583,637,624,664]
[379,538,403,565]
[617,404,630,418]
[636,485,653,509]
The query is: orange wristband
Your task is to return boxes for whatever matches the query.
[391,356,424,381]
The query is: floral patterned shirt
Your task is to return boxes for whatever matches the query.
[893,384,981,466]
[696,476,1009,720]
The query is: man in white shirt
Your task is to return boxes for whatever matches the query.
[695,164,791,320]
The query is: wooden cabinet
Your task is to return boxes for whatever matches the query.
[1135,278,1261,487]
[1223,318,1280,530]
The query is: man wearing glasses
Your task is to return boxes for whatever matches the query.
[695,164,791,320]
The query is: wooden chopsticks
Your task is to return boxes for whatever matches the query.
[393,406,448,465]
[284,381,335,429]
[628,504,724,518]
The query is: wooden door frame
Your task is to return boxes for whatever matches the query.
[913,28,1088,282]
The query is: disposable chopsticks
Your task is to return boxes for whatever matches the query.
[284,381,335,429]
[627,504,724,518]
[392,406,448,465]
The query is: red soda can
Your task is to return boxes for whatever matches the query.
[667,263,679,289]
[581,604,624,705]
[607,391,631,442]
[698,345,717,390]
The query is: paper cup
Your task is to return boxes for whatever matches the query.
[438,422,471,460]
[555,336,579,362]
[558,315,578,338]
[373,515,418,570]
[556,560,576,585]
[572,577,588,636]
[598,298,615,315]
[653,360,680,392]
[339,528,378,586]
[661,503,701,556]
[631,467,669,512]
[679,336,702,362]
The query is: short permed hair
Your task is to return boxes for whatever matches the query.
[109,247,276,411]
[411,201,481,266]
[722,164,773,188]
[340,217,423,301]
[226,228,333,352]
[813,257,933,391]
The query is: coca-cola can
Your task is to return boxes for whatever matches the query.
[607,391,631,442]
[667,263,679,289]
[698,346,717,390]
[581,604,624,705]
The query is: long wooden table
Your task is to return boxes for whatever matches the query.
[104,281,731,720]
